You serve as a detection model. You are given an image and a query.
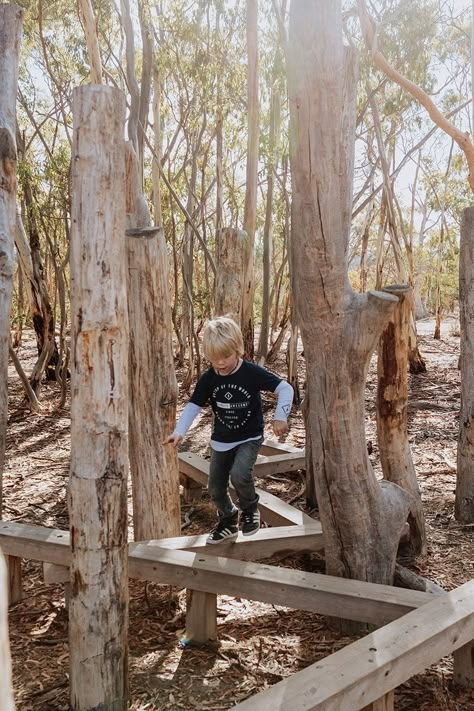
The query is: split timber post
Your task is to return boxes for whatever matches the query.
[377,285,426,557]
[0,4,22,515]
[455,206,474,522]
[215,227,248,320]
[0,552,15,711]
[69,86,129,710]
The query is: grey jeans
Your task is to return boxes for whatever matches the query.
[208,437,263,523]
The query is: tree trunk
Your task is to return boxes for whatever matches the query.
[126,142,181,541]
[288,2,410,598]
[257,59,281,363]
[16,192,60,391]
[241,0,259,359]
[0,552,15,711]
[120,0,181,541]
[377,285,426,557]
[0,4,22,515]
[78,0,102,83]
[152,64,162,227]
[69,85,129,711]
[455,206,474,522]
[215,227,248,320]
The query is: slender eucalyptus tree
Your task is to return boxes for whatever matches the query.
[241,0,259,358]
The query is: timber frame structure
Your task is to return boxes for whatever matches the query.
[1,440,474,710]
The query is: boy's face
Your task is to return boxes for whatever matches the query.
[211,351,240,376]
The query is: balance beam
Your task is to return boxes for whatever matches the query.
[232,578,474,710]
[259,439,305,457]
[0,520,323,564]
[178,452,312,526]
[0,521,433,626]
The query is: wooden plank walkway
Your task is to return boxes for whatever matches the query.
[232,579,474,711]
[0,521,432,626]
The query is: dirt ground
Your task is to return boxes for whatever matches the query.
[3,317,474,710]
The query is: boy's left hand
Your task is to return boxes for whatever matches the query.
[272,420,288,437]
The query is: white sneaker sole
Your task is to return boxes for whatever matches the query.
[241,526,260,537]
[206,531,238,545]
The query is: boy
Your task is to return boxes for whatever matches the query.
[164,316,294,544]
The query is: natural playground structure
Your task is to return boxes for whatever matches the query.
[1,1,474,710]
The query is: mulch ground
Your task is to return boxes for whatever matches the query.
[3,318,474,710]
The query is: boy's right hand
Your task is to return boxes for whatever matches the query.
[162,433,183,448]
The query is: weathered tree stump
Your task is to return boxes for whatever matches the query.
[215,227,248,320]
[377,285,426,557]
[455,206,474,523]
[69,85,129,711]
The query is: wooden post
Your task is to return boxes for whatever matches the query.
[377,285,426,556]
[6,556,22,604]
[126,150,181,543]
[182,476,203,503]
[185,589,217,644]
[456,206,474,523]
[215,227,248,320]
[0,552,15,711]
[69,85,129,711]
[454,641,474,688]
[43,563,71,609]
[0,4,23,514]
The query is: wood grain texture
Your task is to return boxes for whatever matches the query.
[232,580,474,710]
[126,141,181,541]
[69,85,128,710]
[456,207,474,522]
[0,520,431,625]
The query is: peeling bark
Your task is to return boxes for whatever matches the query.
[288,3,411,607]
[69,85,129,711]
[377,285,426,557]
[215,227,248,321]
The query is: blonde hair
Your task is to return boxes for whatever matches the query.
[202,316,244,361]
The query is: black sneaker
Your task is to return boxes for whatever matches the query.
[241,510,260,537]
[206,522,238,545]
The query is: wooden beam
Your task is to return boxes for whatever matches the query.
[259,439,305,456]
[6,555,22,604]
[127,546,432,626]
[255,452,306,476]
[43,562,69,584]
[144,523,324,558]
[178,452,312,525]
[0,520,323,563]
[0,521,70,565]
[232,580,474,710]
[34,524,326,585]
[0,521,432,625]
